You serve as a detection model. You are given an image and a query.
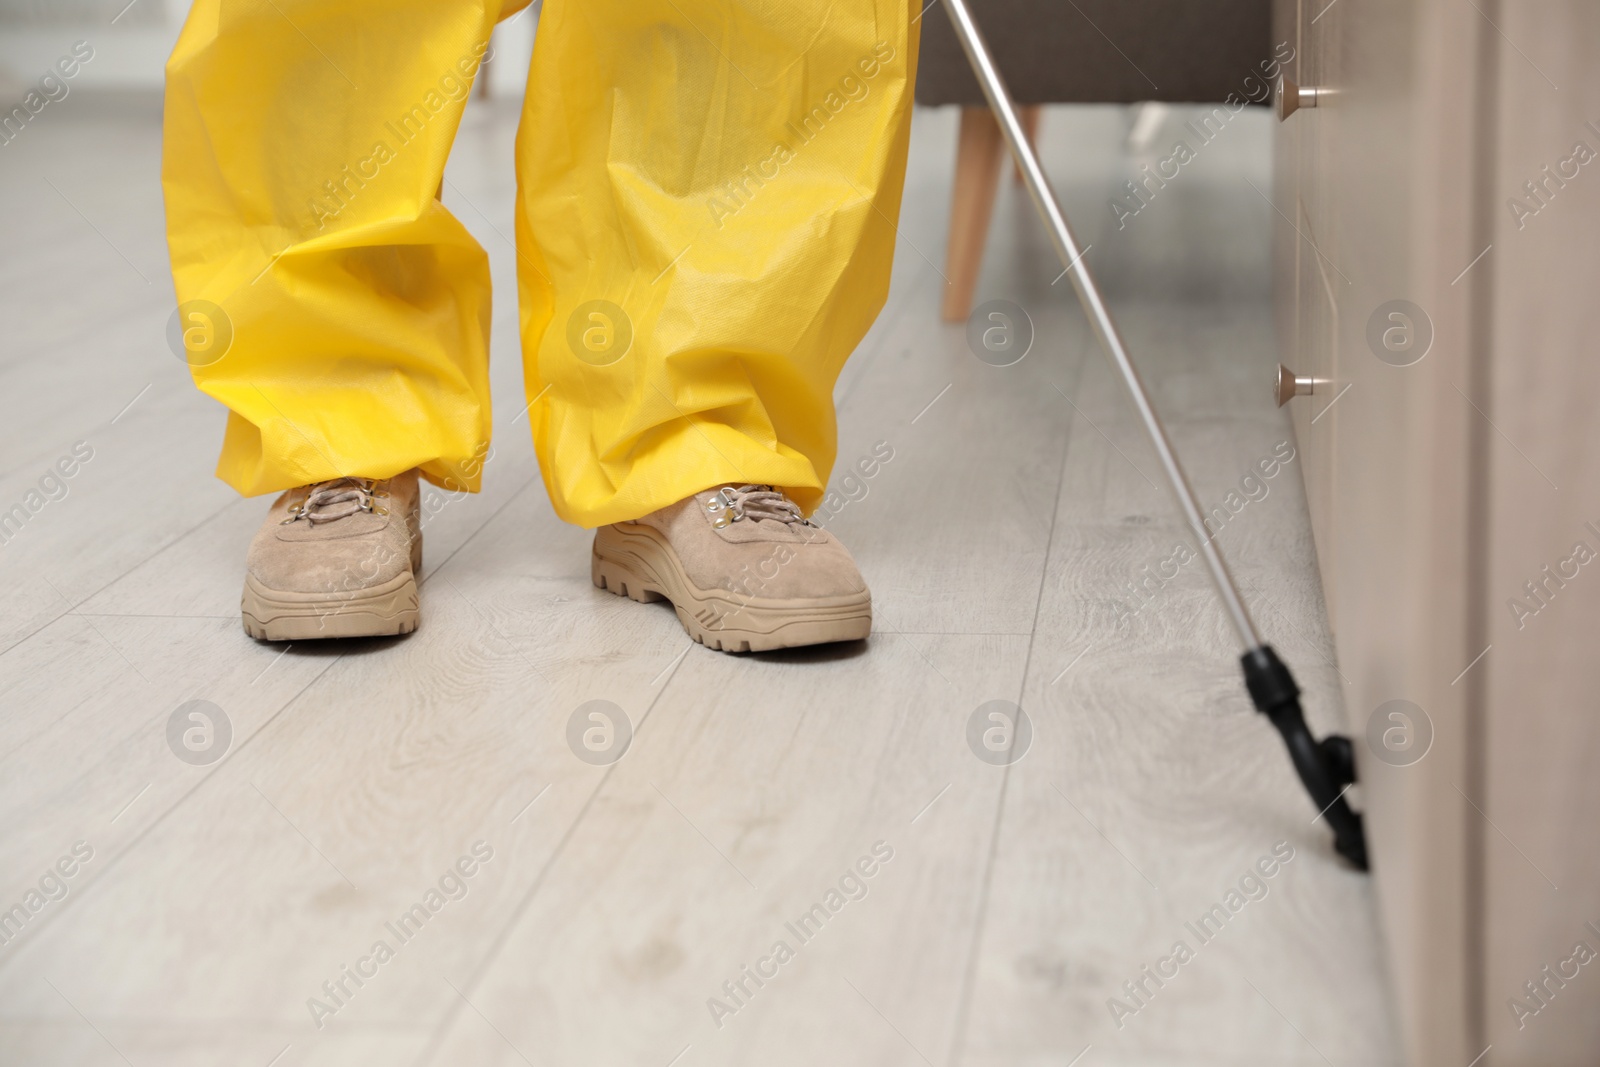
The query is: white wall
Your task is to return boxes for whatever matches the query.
[0,0,185,94]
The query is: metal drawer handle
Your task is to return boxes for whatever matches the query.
[1276,364,1321,407]
[1277,75,1325,121]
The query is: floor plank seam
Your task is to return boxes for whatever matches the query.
[416,473,540,589]
[410,644,694,1067]
[943,346,1080,1067]
[0,496,242,660]
[0,652,347,977]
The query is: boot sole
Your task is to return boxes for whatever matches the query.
[242,568,419,641]
[592,523,871,653]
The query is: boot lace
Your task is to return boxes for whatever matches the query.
[705,485,813,528]
[281,477,389,525]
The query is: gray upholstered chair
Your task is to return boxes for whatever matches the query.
[915,0,1272,319]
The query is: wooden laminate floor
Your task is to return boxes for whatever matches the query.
[0,93,1401,1066]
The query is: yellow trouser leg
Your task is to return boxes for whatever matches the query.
[163,0,531,495]
[515,0,919,527]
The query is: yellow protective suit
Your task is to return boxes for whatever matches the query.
[162,0,918,527]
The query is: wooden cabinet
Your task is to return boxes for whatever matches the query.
[1272,2,1600,1064]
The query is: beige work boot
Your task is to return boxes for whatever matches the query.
[592,485,871,653]
[240,471,422,641]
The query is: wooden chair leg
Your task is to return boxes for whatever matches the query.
[942,106,1006,324]
[1014,105,1042,184]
